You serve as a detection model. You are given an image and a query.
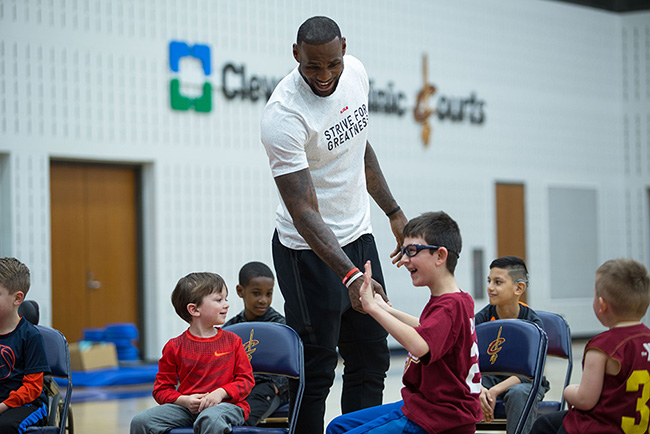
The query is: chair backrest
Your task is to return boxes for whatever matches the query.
[537,310,573,411]
[477,319,548,434]
[19,299,40,325]
[225,322,304,434]
[31,325,73,434]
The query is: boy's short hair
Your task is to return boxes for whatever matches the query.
[0,257,31,295]
[171,272,227,323]
[403,211,462,274]
[489,256,529,285]
[297,16,341,46]
[238,261,274,287]
[596,258,650,318]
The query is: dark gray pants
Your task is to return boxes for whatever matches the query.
[130,402,245,434]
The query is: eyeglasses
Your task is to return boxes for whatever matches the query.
[400,244,459,258]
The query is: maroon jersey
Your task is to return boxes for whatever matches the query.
[153,328,254,417]
[563,323,650,434]
[401,291,482,433]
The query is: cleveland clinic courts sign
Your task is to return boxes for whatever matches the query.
[168,41,486,137]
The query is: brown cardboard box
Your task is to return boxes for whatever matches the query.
[69,341,119,371]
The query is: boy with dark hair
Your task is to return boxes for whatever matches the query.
[327,211,482,434]
[130,272,254,434]
[224,261,289,426]
[476,256,549,434]
[532,258,650,434]
[0,257,49,434]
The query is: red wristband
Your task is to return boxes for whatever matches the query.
[342,268,360,285]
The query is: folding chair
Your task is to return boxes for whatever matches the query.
[25,325,74,434]
[536,311,572,415]
[475,319,548,434]
[168,322,304,434]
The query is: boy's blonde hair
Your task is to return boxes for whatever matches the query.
[0,257,30,295]
[596,258,650,318]
[171,272,227,323]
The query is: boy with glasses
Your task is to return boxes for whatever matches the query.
[476,256,549,434]
[326,211,482,434]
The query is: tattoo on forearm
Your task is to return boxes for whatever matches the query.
[364,143,397,212]
[275,169,355,277]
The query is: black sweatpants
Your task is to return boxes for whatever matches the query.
[530,410,569,434]
[0,400,47,434]
[272,231,391,434]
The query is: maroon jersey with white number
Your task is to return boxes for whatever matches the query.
[563,323,650,434]
[401,290,482,433]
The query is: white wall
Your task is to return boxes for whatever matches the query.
[0,0,648,358]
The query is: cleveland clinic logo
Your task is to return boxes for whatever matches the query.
[169,41,212,112]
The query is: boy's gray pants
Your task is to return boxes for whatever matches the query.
[130,402,245,434]
[482,376,548,434]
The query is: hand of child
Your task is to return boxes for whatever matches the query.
[198,388,228,413]
[479,386,495,423]
[359,261,378,314]
[373,291,392,311]
[350,261,389,313]
[176,393,207,414]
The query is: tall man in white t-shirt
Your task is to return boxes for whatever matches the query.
[260,16,408,434]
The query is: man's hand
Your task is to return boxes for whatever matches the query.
[348,276,378,313]
[479,386,496,423]
[348,264,387,313]
[175,393,208,414]
[388,211,408,266]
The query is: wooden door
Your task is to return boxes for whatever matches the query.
[495,183,527,303]
[50,162,139,343]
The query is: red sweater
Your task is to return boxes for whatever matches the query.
[153,328,254,417]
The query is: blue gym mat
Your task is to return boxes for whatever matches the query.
[55,364,158,388]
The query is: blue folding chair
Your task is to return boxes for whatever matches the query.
[475,319,548,434]
[25,325,74,434]
[168,322,304,434]
[536,311,572,415]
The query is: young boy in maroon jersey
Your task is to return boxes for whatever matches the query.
[326,211,482,434]
[130,272,254,434]
[531,258,650,434]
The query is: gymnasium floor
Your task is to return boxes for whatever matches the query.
[70,341,585,434]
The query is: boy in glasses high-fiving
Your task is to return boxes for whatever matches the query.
[327,211,482,434]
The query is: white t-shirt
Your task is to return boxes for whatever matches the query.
[261,55,372,250]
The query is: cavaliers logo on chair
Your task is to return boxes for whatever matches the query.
[487,326,505,364]
[242,329,260,361]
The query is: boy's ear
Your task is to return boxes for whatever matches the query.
[187,303,200,318]
[235,284,245,298]
[598,296,607,314]
[13,291,25,306]
[435,247,449,267]
[514,280,527,295]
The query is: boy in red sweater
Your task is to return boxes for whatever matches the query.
[130,272,254,434]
